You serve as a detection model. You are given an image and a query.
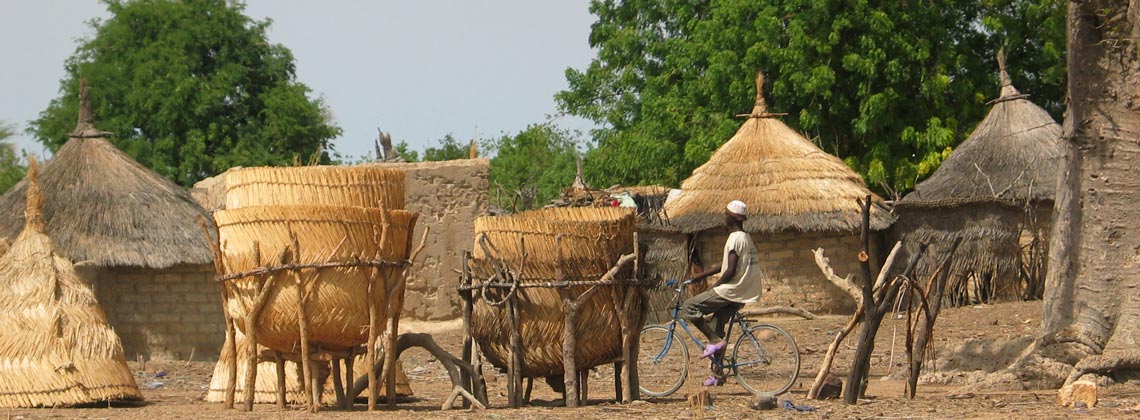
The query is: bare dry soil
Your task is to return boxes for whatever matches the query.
[5,301,1140,419]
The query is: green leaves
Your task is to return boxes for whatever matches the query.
[0,123,27,194]
[559,0,1064,193]
[29,0,340,186]
[485,124,580,211]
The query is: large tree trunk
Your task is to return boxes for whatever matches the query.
[1028,0,1140,386]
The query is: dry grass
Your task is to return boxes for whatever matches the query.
[224,166,406,210]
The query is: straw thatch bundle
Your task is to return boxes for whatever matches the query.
[204,328,412,404]
[217,205,414,352]
[224,166,405,210]
[468,207,637,377]
[0,161,141,407]
[664,72,892,234]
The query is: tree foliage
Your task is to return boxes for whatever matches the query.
[29,0,341,186]
[422,134,470,162]
[485,124,579,211]
[558,0,1065,193]
[0,123,27,194]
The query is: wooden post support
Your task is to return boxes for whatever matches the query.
[505,236,526,408]
[460,251,475,409]
[274,352,287,409]
[243,242,270,412]
[222,293,238,409]
[289,234,317,413]
[556,235,582,408]
[342,348,355,409]
[331,356,345,407]
[366,266,380,410]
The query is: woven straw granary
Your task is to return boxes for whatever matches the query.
[0,160,141,407]
[468,207,638,377]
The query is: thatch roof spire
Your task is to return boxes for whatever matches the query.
[665,70,893,234]
[24,157,44,233]
[996,48,1020,99]
[71,79,111,139]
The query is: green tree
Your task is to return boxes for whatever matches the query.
[394,140,420,162]
[485,124,579,211]
[29,0,341,186]
[0,123,27,193]
[558,0,1065,193]
[422,133,469,162]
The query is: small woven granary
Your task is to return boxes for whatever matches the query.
[467,207,638,377]
[890,51,1060,303]
[659,71,893,315]
[0,82,218,360]
[0,160,141,407]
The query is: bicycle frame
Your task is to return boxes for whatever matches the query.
[651,281,760,371]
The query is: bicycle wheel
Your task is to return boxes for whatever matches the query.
[637,325,689,397]
[732,323,800,396]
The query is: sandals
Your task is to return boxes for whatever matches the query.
[703,376,726,387]
[700,341,727,359]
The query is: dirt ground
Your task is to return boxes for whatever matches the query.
[6,301,1140,419]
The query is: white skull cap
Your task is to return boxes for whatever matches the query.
[726,200,748,216]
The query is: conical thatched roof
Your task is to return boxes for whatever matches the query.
[0,81,214,268]
[900,51,1060,207]
[665,71,893,234]
[0,160,142,407]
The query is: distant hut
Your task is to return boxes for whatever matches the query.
[0,82,219,360]
[0,160,141,407]
[662,71,893,315]
[890,51,1060,304]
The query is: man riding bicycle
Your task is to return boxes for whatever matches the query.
[681,200,763,386]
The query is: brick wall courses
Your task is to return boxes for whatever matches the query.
[82,264,225,361]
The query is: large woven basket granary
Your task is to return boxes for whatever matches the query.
[217,205,414,352]
[224,166,405,210]
[468,207,637,377]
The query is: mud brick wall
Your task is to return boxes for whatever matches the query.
[367,159,489,320]
[80,264,224,361]
[693,230,882,315]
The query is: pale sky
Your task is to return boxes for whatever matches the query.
[0,0,598,163]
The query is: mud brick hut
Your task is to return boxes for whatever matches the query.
[658,71,893,315]
[890,52,1060,304]
[0,86,219,361]
[0,161,142,408]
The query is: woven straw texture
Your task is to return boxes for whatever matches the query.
[217,205,414,352]
[468,207,638,377]
[0,163,141,407]
[204,328,411,404]
[664,72,892,234]
[224,166,405,210]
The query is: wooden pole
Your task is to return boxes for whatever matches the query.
[243,242,268,412]
[460,251,474,409]
[556,235,581,407]
[506,236,526,408]
[343,349,355,409]
[221,292,238,409]
[274,352,287,409]
[289,234,317,413]
[332,356,345,407]
[385,213,419,407]
[906,237,962,398]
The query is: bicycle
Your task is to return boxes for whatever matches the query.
[638,279,800,397]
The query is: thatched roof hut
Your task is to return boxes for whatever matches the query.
[664,72,892,234]
[0,161,141,407]
[0,83,214,268]
[652,71,891,315]
[0,82,221,360]
[891,51,1061,303]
